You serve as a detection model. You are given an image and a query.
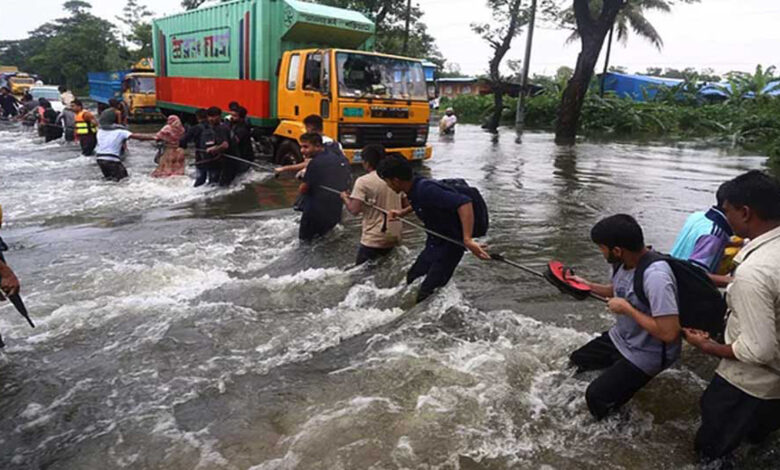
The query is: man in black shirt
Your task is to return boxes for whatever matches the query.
[221,106,253,186]
[0,87,19,118]
[181,107,229,187]
[298,133,351,241]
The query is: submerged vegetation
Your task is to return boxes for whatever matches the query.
[442,66,780,167]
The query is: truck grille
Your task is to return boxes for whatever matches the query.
[339,125,424,149]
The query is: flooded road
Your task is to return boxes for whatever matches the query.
[0,122,775,469]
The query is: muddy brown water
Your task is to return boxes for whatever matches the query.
[0,122,776,469]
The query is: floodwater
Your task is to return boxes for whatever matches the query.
[0,122,776,469]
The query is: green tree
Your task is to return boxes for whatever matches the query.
[472,0,557,132]
[0,1,126,91]
[555,0,697,145]
[117,0,154,61]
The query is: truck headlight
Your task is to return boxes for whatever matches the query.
[415,127,428,143]
[341,134,358,145]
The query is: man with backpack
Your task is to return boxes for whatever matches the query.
[568,214,682,420]
[670,180,736,287]
[683,170,780,463]
[377,155,490,303]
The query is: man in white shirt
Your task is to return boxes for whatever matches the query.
[95,109,156,181]
[58,85,74,107]
[684,170,780,462]
[439,108,457,135]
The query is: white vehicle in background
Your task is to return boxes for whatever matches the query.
[29,85,65,113]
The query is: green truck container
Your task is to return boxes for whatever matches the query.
[153,0,432,164]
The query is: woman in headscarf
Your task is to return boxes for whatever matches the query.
[151,115,187,177]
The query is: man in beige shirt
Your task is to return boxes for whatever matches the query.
[684,170,780,462]
[341,145,406,265]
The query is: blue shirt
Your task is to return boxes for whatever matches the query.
[408,177,472,248]
[670,208,733,273]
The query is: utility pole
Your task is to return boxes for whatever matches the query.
[402,0,412,54]
[515,0,537,142]
[600,25,615,97]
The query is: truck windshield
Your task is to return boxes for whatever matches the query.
[130,77,156,94]
[12,77,34,84]
[31,89,61,100]
[336,52,427,101]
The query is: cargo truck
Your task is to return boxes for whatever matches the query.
[152,0,432,164]
[0,69,37,96]
[88,58,165,122]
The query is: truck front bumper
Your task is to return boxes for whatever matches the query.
[345,145,432,164]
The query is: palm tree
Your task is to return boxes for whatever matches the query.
[555,0,698,145]
[564,0,672,95]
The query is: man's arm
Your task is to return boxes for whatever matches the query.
[684,329,737,359]
[709,273,734,288]
[610,265,682,343]
[566,274,614,298]
[129,133,158,142]
[457,203,490,260]
[609,298,681,343]
[0,259,20,298]
[341,194,363,215]
[688,276,776,362]
[275,159,309,176]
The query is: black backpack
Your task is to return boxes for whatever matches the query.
[632,251,727,338]
[438,178,489,238]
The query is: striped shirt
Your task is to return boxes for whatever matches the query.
[670,208,733,273]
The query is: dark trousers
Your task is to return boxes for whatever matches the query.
[407,242,465,303]
[299,212,339,241]
[194,165,220,187]
[79,134,96,156]
[97,160,129,182]
[569,332,653,420]
[695,374,780,461]
[356,244,394,266]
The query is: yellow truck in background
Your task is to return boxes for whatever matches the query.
[0,67,37,95]
[88,58,164,122]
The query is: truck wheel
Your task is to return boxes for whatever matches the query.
[275,140,302,165]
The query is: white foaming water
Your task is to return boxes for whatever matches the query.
[0,127,272,228]
[1,125,774,469]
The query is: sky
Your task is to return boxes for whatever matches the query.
[1,0,779,77]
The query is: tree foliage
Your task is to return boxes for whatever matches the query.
[116,0,154,60]
[472,0,558,132]
[0,1,127,91]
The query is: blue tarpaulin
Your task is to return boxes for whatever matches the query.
[601,72,683,101]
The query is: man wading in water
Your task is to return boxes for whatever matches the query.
[94,109,156,182]
[684,171,780,463]
[568,214,681,420]
[377,155,490,303]
[341,145,406,265]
